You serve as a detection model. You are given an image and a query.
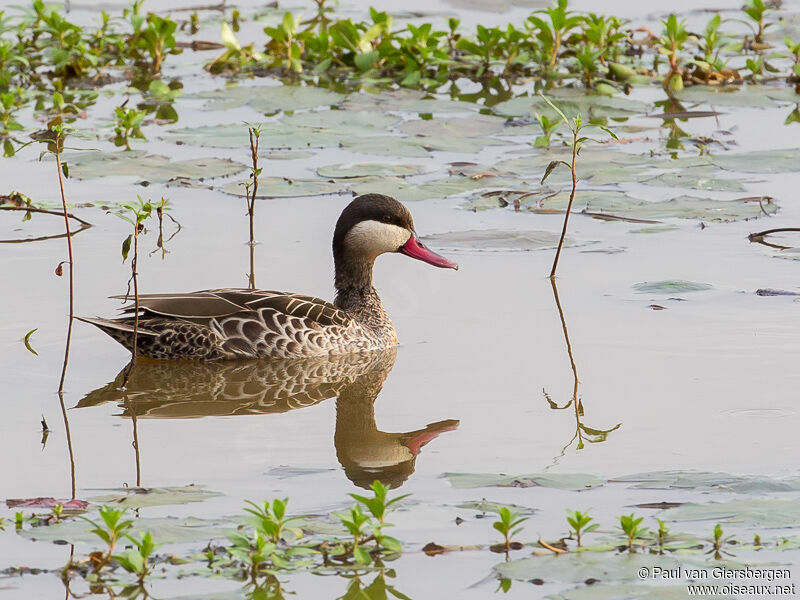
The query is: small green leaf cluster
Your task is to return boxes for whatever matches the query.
[566,509,598,547]
[619,513,649,552]
[492,507,529,550]
[113,105,147,150]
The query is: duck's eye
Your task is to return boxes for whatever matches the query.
[381,215,393,224]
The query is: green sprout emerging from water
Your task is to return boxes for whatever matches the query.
[539,94,617,279]
[81,506,134,573]
[113,103,146,150]
[658,14,691,92]
[618,513,648,552]
[341,504,373,564]
[493,507,528,552]
[245,498,304,545]
[566,509,598,548]
[351,480,408,553]
[114,531,158,584]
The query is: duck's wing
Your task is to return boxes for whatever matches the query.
[114,288,353,327]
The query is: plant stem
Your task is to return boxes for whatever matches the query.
[55,140,73,395]
[121,227,140,387]
[549,129,578,279]
[247,128,259,289]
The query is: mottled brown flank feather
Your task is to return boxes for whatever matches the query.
[79,287,394,360]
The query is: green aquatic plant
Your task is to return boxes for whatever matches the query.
[533,111,560,147]
[81,506,134,573]
[245,498,304,545]
[114,531,157,584]
[0,90,24,156]
[206,22,264,74]
[228,530,284,581]
[341,504,373,564]
[658,14,691,91]
[350,480,408,553]
[527,0,583,71]
[264,12,304,74]
[113,103,146,150]
[618,513,648,552]
[566,509,598,548]
[135,13,180,75]
[538,95,617,278]
[656,519,669,550]
[456,25,503,79]
[493,507,528,551]
[743,0,771,45]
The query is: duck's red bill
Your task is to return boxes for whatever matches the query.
[399,236,458,270]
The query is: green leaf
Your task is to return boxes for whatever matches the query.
[220,22,240,50]
[541,160,561,183]
[353,546,372,564]
[121,234,132,262]
[23,328,38,356]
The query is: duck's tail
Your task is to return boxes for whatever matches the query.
[76,316,157,352]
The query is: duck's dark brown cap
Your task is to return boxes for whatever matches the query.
[332,194,414,254]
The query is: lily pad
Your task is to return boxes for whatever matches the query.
[497,552,692,584]
[399,114,506,138]
[674,85,780,108]
[192,84,343,112]
[219,177,348,198]
[316,163,432,178]
[713,149,800,174]
[517,190,777,222]
[494,89,648,119]
[644,171,745,192]
[19,515,232,545]
[632,281,713,293]
[342,89,478,114]
[456,500,536,515]
[88,485,222,508]
[423,229,582,251]
[164,123,343,150]
[65,151,247,183]
[669,499,800,528]
[266,150,315,160]
[281,110,400,133]
[341,136,431,158]
[612,471,800,493]
[445,472,603,491]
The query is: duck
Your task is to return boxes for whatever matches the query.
[78,194,458,360]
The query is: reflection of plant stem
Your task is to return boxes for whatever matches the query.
[57,391,76,499]
[123,387,142,487]
[550,277,579,404]
[544,278,620,463]
[550,128,577,279]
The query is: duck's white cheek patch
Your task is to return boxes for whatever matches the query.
[345,221,411,257]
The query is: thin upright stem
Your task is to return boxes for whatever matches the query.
[550,130,578,279]
[247,128,260,289]
[55,141,74,394]
[121,229,140,388]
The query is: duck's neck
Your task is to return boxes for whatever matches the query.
[333,253,395,338]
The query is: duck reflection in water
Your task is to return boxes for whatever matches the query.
[77,348,458,489]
